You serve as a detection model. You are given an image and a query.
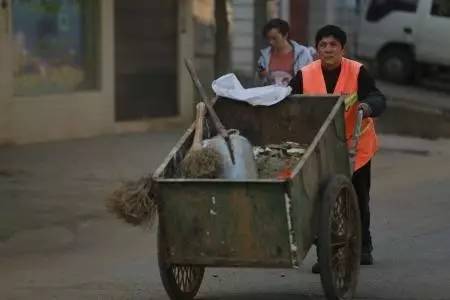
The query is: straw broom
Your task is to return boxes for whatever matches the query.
[106,103,222,227]
[105,175,157,227]
[181,102,222,178]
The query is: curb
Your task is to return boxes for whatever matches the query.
[377,96,450,139]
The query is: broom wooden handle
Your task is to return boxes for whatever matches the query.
[191,102,206,152]
[184,59,229,139]
[184,59,236,163]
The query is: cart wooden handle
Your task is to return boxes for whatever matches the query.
[349,109,364,172]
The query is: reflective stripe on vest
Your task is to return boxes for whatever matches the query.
[301,58,378,171]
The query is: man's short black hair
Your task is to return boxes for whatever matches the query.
[263,18,290,38]
[315,25,347,47]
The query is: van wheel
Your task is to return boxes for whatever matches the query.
[378,48,414,84]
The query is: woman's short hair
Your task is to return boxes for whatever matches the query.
[263,18,290,38]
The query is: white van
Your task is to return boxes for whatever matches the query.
[356,0,450,83]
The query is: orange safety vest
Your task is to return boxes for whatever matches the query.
[301,58,378,171]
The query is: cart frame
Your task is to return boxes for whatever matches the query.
[154,95,362,300]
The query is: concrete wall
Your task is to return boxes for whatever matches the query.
[0,3,13,144]
[192,0,216,96]
[307,0,330,47]
[192,0,257,91]
[231,0,255,77]
[177,0,196,123]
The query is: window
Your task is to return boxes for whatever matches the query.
[12,0,99,96]
[366,0,419,22]
[431,0,450,17]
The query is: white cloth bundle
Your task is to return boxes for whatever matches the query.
[212,73,292,106]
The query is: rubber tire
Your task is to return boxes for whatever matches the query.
[378,48,415,84]
[158,225,205,300]
[318,175,361,300]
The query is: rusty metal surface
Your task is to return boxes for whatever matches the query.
[154,95,341,179]
[154,95,351,268]
[213,95,338,146]
[158,181,292,267]
[289,110,351,262]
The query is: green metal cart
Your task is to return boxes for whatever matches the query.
[153,95,362,300]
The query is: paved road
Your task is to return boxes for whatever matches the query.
[1,130,449,300]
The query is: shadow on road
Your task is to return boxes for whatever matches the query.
[200,292,325,300]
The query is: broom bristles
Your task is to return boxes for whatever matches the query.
[181,147,222,178]
[106,176,157,227]
[106,147,222,227]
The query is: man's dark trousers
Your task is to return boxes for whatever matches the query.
[352,160,373,253]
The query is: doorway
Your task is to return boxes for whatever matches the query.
[114,1,178,121]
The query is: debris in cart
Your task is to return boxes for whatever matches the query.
[254,141,307,179]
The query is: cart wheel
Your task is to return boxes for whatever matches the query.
[318,175,361,300]
[158,225,205,300]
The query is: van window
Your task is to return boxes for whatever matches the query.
[431,0,450,17]
[366,0,419,22]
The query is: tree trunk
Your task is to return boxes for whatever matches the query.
[214,0,230,77]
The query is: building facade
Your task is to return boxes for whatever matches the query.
[0,0,195,144]
[0,0,360,145]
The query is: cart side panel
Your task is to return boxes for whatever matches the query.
[158,181,293,268]
[289,105,350,261]
[213,96,337,146]
[153,126,194,179]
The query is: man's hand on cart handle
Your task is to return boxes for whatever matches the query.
[358,102,372,118]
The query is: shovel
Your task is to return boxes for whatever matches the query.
[203,130,257,180]
[184,59,258,180]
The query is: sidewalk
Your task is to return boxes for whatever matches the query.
[376,80,450,139]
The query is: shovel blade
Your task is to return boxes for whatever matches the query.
[204,134,258,180]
